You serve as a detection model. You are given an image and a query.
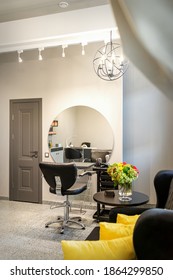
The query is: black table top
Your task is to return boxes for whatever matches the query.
[93,190,149,207]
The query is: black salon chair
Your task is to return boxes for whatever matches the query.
[65,147,82,162]
[39,162,93,233]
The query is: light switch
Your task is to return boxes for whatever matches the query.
[44,152,49,158]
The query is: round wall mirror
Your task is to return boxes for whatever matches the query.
[48,106,114,163]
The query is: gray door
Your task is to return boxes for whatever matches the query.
[10,99,42,203]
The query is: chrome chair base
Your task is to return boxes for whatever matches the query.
[45,197,85,234]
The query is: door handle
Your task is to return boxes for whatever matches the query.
[30,151,38,158]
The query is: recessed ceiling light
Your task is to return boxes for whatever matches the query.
[59,1,69,9]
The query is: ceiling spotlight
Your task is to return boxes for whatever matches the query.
[38,47,44,61]
[17,50,23,63]
[62,45,68,58]
[59,1,69,9]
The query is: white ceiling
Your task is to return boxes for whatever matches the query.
[0,0,109,22]
[0,1,117,54]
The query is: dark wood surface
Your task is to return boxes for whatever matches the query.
[93,190,149,207]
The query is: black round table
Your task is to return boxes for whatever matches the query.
[93,190,149,221]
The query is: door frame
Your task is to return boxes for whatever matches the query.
[9,98,42,203]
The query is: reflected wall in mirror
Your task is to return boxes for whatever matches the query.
[48,106,114,163]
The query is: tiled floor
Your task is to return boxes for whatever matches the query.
[0,199,97,260]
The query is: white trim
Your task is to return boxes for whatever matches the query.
[0,6,119,53]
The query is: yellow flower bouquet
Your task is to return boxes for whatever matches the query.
[107,162,139,187]
[107,162,139,201]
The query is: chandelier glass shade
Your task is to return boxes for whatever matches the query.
[93,34,129,81]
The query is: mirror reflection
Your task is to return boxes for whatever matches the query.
[48,106,114,163]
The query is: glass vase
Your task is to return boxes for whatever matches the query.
[118,183,132,201]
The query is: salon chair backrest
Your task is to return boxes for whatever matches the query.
[39,162,77,195]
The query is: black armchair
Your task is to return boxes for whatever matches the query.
[133,208,173,259]
[86,208,173,259]
[154,170,173,208]
[39,162,93,233]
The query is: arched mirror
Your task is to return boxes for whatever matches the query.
[48,106,114,163]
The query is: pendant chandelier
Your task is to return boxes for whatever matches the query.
[93,31,129,81]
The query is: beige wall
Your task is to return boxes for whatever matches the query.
[0,42,122,201]
[123,63,173,203]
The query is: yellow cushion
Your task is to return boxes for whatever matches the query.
[99,222,134,240]
[61,236,135,260]
[116,213,140,225]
